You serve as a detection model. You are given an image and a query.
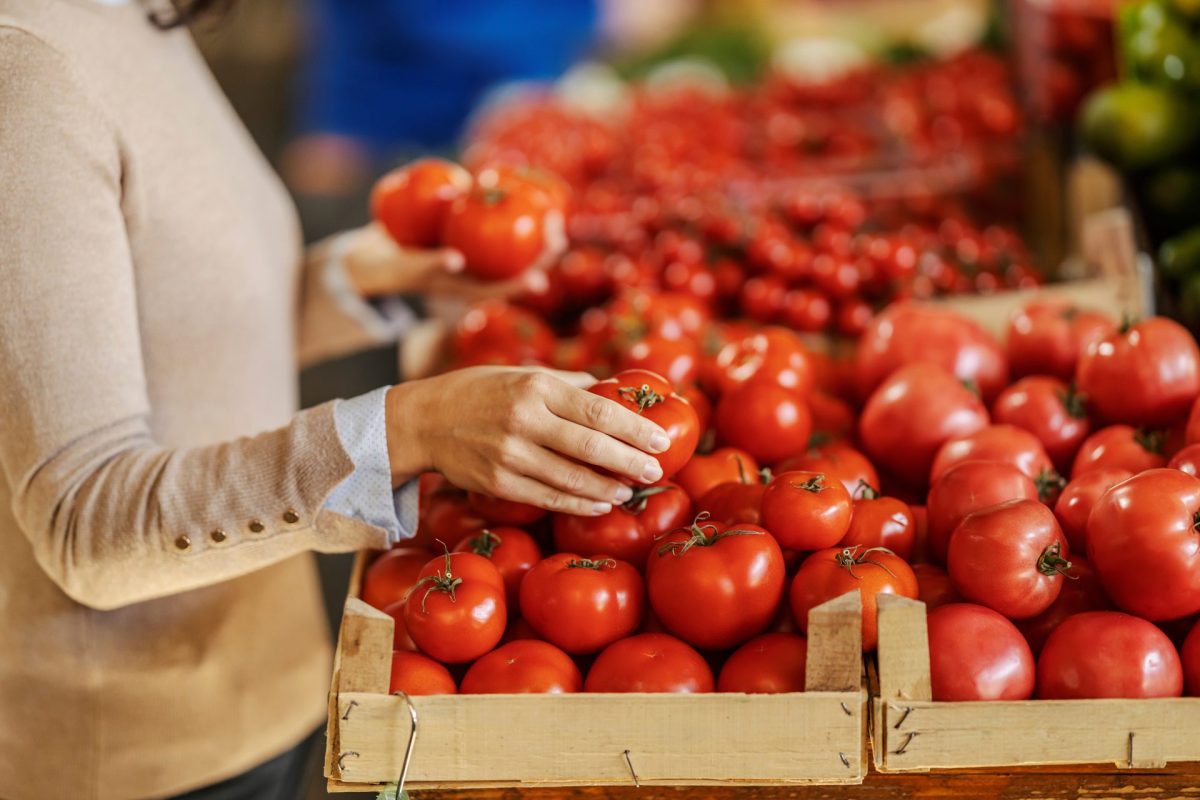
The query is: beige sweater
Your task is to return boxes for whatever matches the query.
[0,2,398,797]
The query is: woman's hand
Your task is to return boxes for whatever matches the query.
[384,367,672,516]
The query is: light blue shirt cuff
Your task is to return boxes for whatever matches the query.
[325,386,419,544]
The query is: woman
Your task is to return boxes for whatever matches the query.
[0,1,669,798]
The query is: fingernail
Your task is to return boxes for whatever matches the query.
[614,485,634,503]
[444,251,465,272]
[641,460,663,483]
[592,501,613,515]
[649,433,671,453]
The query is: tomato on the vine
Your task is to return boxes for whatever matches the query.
[927,604,1035,701]
[460,640,582,694]
[453,527,542,606]
[1037,612,1183,699]
[584,633,714,693]
[717,633,808,693]
[552,481,692,566]
[519,553,644,654]
[590,369,700,479]
[926,461,1039,565]
[371,157,472,247]
[760,471,853,551]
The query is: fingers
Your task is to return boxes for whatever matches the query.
[513,441,634,505]
[544,382,671,456]
[535,416,664,484]
[345,225,466,297]
[488,470,614,516]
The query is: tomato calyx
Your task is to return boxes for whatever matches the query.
[806,431,834,451]
[478,187,509,207]
[656,511,763,557]
[961,379,981,398]
[620,484,676,515]
[618,383,665,412]
[466,529,503,559]
[833,545,898,579]
[1034,468,1067,503]
[566,557,617,571]
[410,548,464,613]
[1192,511,1200,534]
[1057,384,1088,419]
[1134,427,1166,455]
[1035,542,1075,579]
[790,475,828,493]
[1118,313,1137,335]
[854,480,881,500]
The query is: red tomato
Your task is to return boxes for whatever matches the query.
[782,288,832,332]
[716,380,812,465]
[1187,396,1200,445]
[502,616,541,644]
[836,298,874,337]
[777,440,880,498]
[1169,443,1200,476]
[807,391,856,439]
[1015,557,1111,656]
[1037,612,1183,699]
[414,485,486,552]
[404,552,506,664]
[453,301,556,365]
[1071,425,1167,478]
[453,527,542,606]
[713,328,813,395]
[674,447,759,501]
[717,633,808,693]
[584,633,714,693]
[696,478,768,525]
[927,604,1035,701]
[361,548,428,610]
[859,363,990,488]
[414,550,506,594]
[790,545,918,651]
[839,486,915,562]
[856,304,1009,402]
[590,369,700,479]
[519,554,644,654]
[760,471,853,551]
[647,516,786,649]
[443,179,561,281]
[1053,467,1133,553]
[1076,317,1200,427]
[1006,301,1115,381]
[1087,468,1200,621]
[1183,621,1200,696]
[926,461,1039,565]
[460,640,582,694]
[552,481,692,566]
[616,335,700,388]
[381,600,417,652]
[991,376,1091,472]
[930,424,1056,486]
[740,275,787,322]
[912,563,960,610]
[371,157,472,247]
[388,651,458,695]
[466,492,547,527]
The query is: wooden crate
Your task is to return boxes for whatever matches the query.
[324,554,869,792]
[871,594,1200,772]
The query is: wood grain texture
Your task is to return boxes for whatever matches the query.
[337,598,393,695]
[874,596,930,704]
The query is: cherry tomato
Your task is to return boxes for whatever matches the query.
[712,327,814,395]
[404,551,506,663]
[453,301,557,365]
[777,440,880,498]
[443,177,561,281]
[519,554,644,654]
[371,157,472,247]
[1006,300,1115,382]
[1037,612,1183,699]
[460,640,582,694]
[781,289,832,332]
[717,633,808,693]
[616,335,701,388]
[740,275,787,322]
[716,380,812,465]
[1071,425,1167,478]
[926,461,1039,565]
[1169,443,1200,476]
[951,495,1069,617]
[927,603,1035,701]
[761,471,853,551]
[552,481,692,566]
[1015,557,1111,656]
[790,545,918,651]
[584,633,714,693]
[912,563,960,610]
[840,485,915,562]
[674,448,759,501]
[466,492,547,527]
[453,527,542,606]
[590,369,701,480]
[1183,621,1200,697]
[991,376,1091,472]
[836,298,873,337]
[388,651,458,695]
[361,548,429,610]
[1053,467,1132,554]
[930,424,1056,487]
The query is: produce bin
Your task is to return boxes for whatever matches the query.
[324,556,869,792]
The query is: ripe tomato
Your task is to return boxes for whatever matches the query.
[740,275,787,322]
[501,616,541,644]
[380,600,417,651]
[361,548,428,610]
[648,516,785,649]
[552,481,692,566]
[777,440,881,497]
[674,447,759,501]
[839,485,915,562]
[466,492,547,527]
[1037,612,1184,699]
[782,288,832,332]
[453,301,556,365]
[948,499,1068,619]
[859,363,990,488]
[1187,396,1200,445]
[912,563,960,610]
[519,554,644,654]
[388,651,458,695]
[1076,317,1200,427]
[807,391,856,439]
[589,369,700,479]
[460,640,582,694]
[929,424,1056,486]
[1183,621,1200,696]
[371,157,472,247]
[1015,557,1111,656]
[1087,468,1200,621]
[991,376,1091,472]
[712,328,813,396]
[583,633,714,693]
[1006,301,1115,381]
[790,545,918,651]
[760,471,853,551]
[414,484,486,552]
[1053,467,1133,553]
[717,633,808,693]
[616,335,701,388]
[856,304,1009,402]
[1169,443,1200,476]
[716,380,812,465]
[927,604,1035,701]
[404,552,506,664]
[926,461,1038,565]
[453,527,542,606]
[443,179,560,281]
[696,477,768,525]
[1071,425,1167,478]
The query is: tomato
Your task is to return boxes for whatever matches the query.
[1052,467,1133,553]
[556,247,611,306]
[1087,468,1200,621]
[760,471,853,551]
[1187,396,1200,445]
[590,369,700,479]
[839,485,915,562]
[856,304,1009,402]
[583,633,714,693]
[361,548,428,610]
[1071,425,1167,478]
[443,179,560,281]
[466,492,547,527]
[836,298,874,338]
[778,440,880,498]
[740,275,786,322]
[1006,300,1115,381]
[1184,621,1200,696]
[790,545,917,651]
[552,481,692,566]
[930,424,1056,487]
[381,600,417,651]
[371,157,472,247]
[674,447,759,501]
[460,640,582,694]
[781,288,832,332]
[717,633,808,693]
[696,477,768,525]
[712,328,813,396]
[912,563,960,610]
[414,485,486,552]
[716,380,812,465]
[859,363,990,488]
[404,551,506,664]
[453,301,556,365]
[519,554,644,654]
[647,515,785,649]
[926,461,1039,565]
[807,391,856,439]
[1037,612,1184,699]
[1015,557,1111,656]
[1076,317,1200,427]
[616,335,700,388]
[927,604,1035,701]
[453,527,542,606]
[948,499,1068,619]
[991,376,1091,472]
[1169,443,1200,476]
[388,651,458,695]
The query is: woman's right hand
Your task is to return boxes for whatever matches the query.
[384,367,672,516]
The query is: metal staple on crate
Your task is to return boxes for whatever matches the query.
[622,749,641,788]
[892,706,912,729]
[893,731,919,756]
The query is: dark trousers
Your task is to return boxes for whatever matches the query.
[167,730,318,800]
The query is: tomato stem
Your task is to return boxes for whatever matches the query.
[1034,468,1066,503]
[467,529,502,559]
[1057,384,1088,419]
[790,475,827,493]
[618,383,664,413]
[410,544,464,613]
[1134,427,1166,455]
[1036,542,1074,579]
[960,379,981,398]
[621,484,675,515]
[854,479,880,500]
[1118,313,1137,335]
[656,511,763,557]
[566,557,616,571]
[834,545,898,579]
